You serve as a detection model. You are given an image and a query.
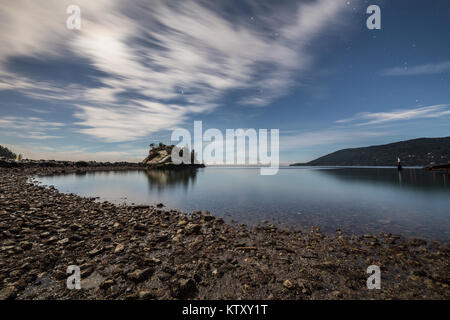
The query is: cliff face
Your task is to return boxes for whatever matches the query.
[291,137,450,167]
[142,143,204,169]
[142,143,174,166]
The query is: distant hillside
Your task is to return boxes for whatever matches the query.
[0,145,16,160]
[291,137,450,167]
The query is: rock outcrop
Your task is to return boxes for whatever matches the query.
[142,143,205,169]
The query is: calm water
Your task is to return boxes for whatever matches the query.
[35,167,450,242]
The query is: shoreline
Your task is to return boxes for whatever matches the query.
[0,164,449,300]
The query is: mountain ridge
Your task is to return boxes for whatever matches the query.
[290,137,450,167]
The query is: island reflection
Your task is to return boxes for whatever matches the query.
[144,168,200,192]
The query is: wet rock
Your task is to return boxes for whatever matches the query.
[144,257,162,266]
[57,238,69,245]
[70,223,83,231]
[408,239,427,247]
[80,264,95,278]
[88,247,104,257]
[127,268,154,283]
[185,223,201,235]
[283,280,294,289]
[138,290,157,299]
[99,279,115,290]
[0,286,17,300]
[70,234,82,242]
[20,241,32,250]
[114,243,125,253]
[202,214,215,222]
[134,223,147,231]
[171,278,197,298]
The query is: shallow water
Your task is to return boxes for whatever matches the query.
[35,167,450,242]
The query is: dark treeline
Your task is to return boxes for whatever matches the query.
[0,145,17,159]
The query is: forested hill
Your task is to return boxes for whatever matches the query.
[290,137,450,167]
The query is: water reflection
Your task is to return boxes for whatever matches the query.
[316,168,449,192]
[35,167,450,242]
[144,168,199,191]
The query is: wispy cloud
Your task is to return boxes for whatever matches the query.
[0,0,350,142]
[380,61,450,76]
[280,129,390,150]
[336,104,450,126]
[0,116,65,140]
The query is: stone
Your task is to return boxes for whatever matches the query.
[283,280,294,289]
[172,234,182,242]
[138,290,156,299]
[185,223,201,235]
[172,278,197,298]
[143,258,161,268]
[20,241,33,250]
[114,243,125,253]
[202,214,215,222]
[0,286,17,300]
[70,223,83,230]
[127,268,154,283]
[100,279,115,290]
[134,223,147,231]
[57,238,69,245]
[88,247,104,257]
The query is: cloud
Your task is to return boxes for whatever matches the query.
[380,61,450,76]
[336,104,450,126]
[0,116,65,140]
[0,0,350,142]
[280,129,390,150]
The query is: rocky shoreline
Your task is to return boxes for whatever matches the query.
[0,165,449,300]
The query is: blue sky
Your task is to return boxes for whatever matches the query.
[0,0,449,163]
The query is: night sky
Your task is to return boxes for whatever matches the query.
[1,0,449,163]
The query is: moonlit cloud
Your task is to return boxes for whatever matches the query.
[0,116,65,140]
[0,0,350,142]
[280,129,390,150]
[336,104,450,126]
[381,61,450,76]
